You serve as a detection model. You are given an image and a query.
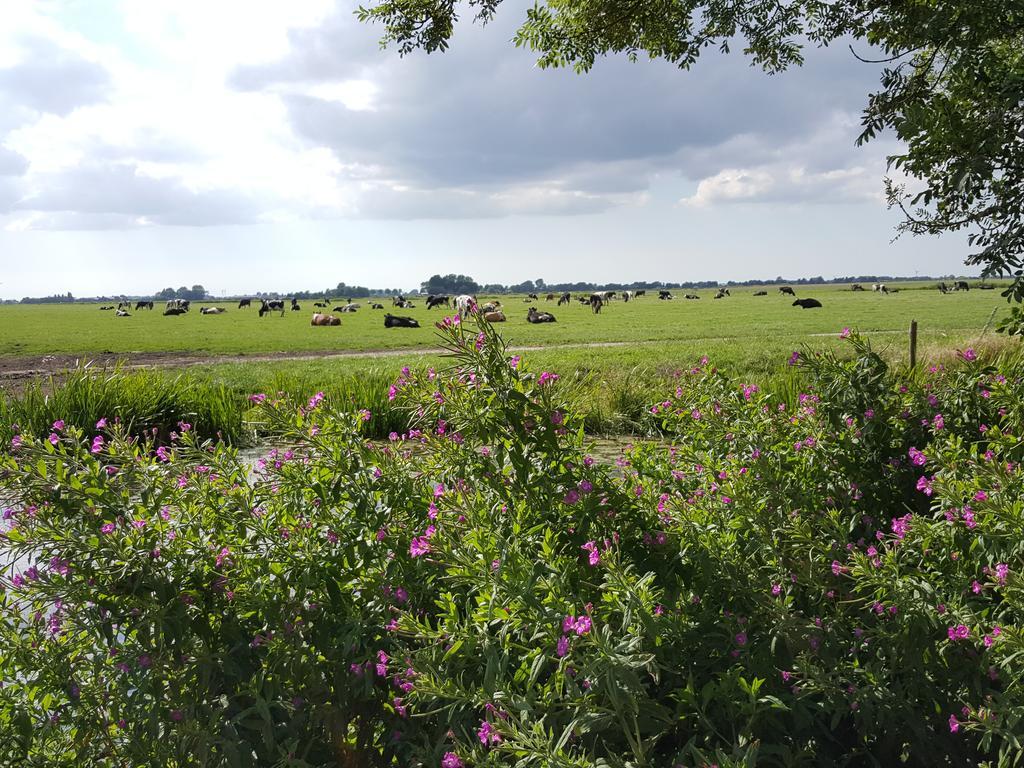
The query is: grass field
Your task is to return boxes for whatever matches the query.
[0,282,1011,360]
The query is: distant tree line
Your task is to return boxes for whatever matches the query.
[11,273,992,304]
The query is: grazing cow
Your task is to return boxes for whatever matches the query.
[589,294,604,314]
[135,301,154,310]
[384,314,419,328]
[371,302,385,309]
[200,307,226,315]
[603,291,616,301]
[426,295,450,309]
[392,295,406,306]
[938,282,950,293]
[714,289,730,299]
[117,301,131,311]
[311,312,341,326]
[546,293,556,302]
[753,290,767,296]
[684,294,700,300]
[527,307,556,323]
[635,290,646,297]
[482,310,506,322]
[115,309,130,317]
[851,284,866,292]
[779,286,796,296]
[557,292,571,306]
[166,299,190,312]
[622,290,633,302]
[238,298,251,309]
[527,293,539,300]
[658,290,674,300]
[259,299,286,317]
[872,283,884,292]
[454,294,476,318]
[955,280,969,291]
[793,298,823,309]
[163,307,186,316]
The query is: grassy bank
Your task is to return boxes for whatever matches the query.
[2,329,1020,448]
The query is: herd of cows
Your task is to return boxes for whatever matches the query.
[93,280,990,327]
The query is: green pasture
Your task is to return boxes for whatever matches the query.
[0,281,1012,360]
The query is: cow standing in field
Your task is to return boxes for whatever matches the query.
[135,301,154,310]
[557,292,571,306]
[259,300,285,317]
[779,286,795,296]
[426,295,450,309]
[238,298,251,309]
[851,284,865,292]
[454,294,476,318]
[955,281,970,291]
[589,294,604,314]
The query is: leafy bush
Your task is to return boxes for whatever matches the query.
[1,319,1021,766]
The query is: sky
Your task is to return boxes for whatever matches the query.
[0,0,975,299]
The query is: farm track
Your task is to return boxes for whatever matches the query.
[0,327,985,383]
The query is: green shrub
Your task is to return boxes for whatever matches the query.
[0,319,1021,766]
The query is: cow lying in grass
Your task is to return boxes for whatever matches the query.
[482,310,506,322]
[527,307,556,323]
[384,314,419,328]
[200,307,226,315]
[793,298,823,309]
[311,313,341,326]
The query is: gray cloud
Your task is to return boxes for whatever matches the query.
[0,146,28,176]
[14,163,259,228]
[0,36,111,116]
[231,1,884,217]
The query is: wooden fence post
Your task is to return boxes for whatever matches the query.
[910,320,918,369]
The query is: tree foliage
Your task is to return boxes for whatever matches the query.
[358,1,1024,299]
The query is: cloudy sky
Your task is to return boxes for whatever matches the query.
[0,0,972,299]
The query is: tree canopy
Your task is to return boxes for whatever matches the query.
[358,1,1024,300]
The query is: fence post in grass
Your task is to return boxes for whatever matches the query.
[909,320,918,369]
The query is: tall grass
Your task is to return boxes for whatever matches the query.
[3,338,1020,451]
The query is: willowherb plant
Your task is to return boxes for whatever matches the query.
[0,319,1021,767]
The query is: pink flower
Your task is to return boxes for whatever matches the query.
[788,351,800,366]
[441,753,464,768]
[550,410,564,425]
[839,327,851,339]
[563,490,580,505]
[995,563,1009,585]
[771,584,781,596]
[409,537,430,557]
[478,720,502,746]
[95,417,108,429]
[961,348,977,362]
[581,541,601,566]
[52,420,65,431]
[974,490,988,502]
[947,624,970,641]
[556,635,569,657]
[101,523,116,534]
[949,714,960,733]
[248,393,267,403]
[916,476,934,496]
[48,433,59,445]
[91,435,105,454]
[734,632,747,646]
[537,371,559,386]
[908,447,926,466]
